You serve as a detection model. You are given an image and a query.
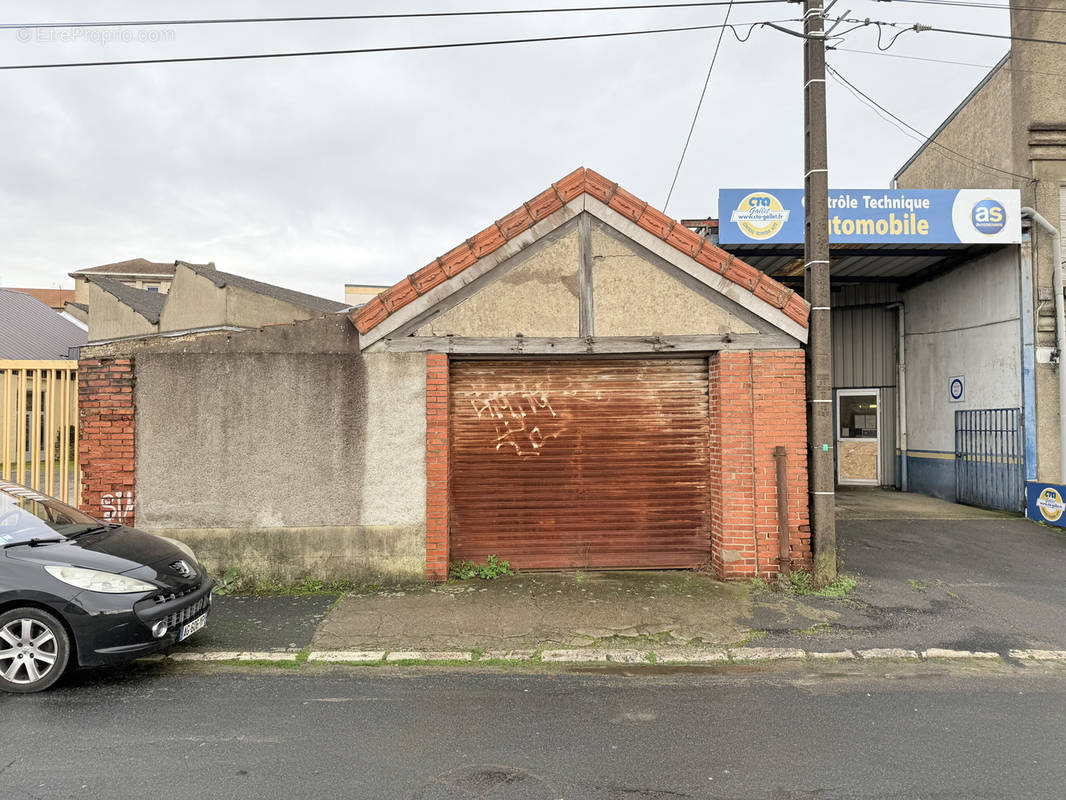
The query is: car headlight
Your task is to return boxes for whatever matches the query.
[44,566,157,594]
[155,535,198,562]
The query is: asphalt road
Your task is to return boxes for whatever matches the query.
[3,662,1066,800]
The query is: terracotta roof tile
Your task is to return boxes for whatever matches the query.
[380,278,418,313]
[468,224,507,259]
[526,188,564,221]
[552,168,585,203]
[496,206,535,240]
[440,244,477,277]
[350,167,810,335]
[411,261,448,295]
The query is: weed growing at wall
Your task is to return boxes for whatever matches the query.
[787,570,857,598]
[448,555,515,581]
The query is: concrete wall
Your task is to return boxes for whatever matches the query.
[157,267,226,332]
[590,228,756,336]
[416,225,759,338]
[85,281,158,341]
[417,230,581,337]
[894,63,1015,191]
[894,4,1066,482]
[132,315,427,581]
[902,248,1022,500]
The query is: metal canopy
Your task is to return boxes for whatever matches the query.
[679,220,1015,286]
[718,241,1009,285]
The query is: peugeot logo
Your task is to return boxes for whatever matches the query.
[170,560,194,579]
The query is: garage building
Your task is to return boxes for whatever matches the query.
[77,168,812,583]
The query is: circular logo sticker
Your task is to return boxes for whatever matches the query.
[1037,487,1065,522]
[949,378,964,401]
[729,192,790,241]
[971,198,1007,236]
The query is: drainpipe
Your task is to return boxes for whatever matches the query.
[888,302,908,492]
[1019,232,1038,483]
[1022,207,1066,480]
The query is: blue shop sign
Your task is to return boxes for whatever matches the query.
[717,188,1021,245]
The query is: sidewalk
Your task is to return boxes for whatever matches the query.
[163,491,1066,667]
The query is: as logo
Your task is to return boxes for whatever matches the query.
[971,198,1007,235]
[1036,487,1065,523]
[730,192,790,241]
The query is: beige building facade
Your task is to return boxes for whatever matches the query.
[894,1,1066,485]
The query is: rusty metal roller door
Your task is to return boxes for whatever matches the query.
[450,358,711,570]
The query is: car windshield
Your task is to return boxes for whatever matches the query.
[0,481,104,546]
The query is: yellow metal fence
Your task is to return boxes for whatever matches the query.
[0,360,80,505]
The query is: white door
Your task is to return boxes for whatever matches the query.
[836,389,881,486]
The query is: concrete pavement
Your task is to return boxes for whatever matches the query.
[152,489,1066,666]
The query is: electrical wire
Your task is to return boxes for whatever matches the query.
[824,63,1033,182]
[832,45,1066,81]
[830,15,1066,48]
[0,1,793,30]
[0,19,799,71]
[663,0,735,212]
[892,0,1066,14]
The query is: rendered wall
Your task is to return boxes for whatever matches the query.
[85,282,158,341]
[901,248,1022,500]
[591,228,756,337]
[127,316,427,581]
[156,267,227,332]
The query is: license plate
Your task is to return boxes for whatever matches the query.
[178,613,207,642]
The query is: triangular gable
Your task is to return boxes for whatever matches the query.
[352,168,810,346]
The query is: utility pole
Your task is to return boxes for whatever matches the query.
[803,0,837,583]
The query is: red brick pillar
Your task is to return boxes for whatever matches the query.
[709,350,810,580]
[425,354,450,582]
[78,357,136,525]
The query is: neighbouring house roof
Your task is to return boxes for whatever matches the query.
[179,261,348,314]
[0,289,88,359]
[86,275,167,324]
[70,258,179,279]
[352,167,810,337]
[6,287,75,311]
[66,302,88,314]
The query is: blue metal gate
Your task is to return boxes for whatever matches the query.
[955,408,1024,511]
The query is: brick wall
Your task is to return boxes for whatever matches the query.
[78,357,136,525]
[709,350,810,580]
[425,354,450,582]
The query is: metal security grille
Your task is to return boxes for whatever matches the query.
[0,361,80,504]
[955,408,1023,511]
[450,358,711,570]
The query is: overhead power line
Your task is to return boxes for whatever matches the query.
[893,0,1066,13]
[831,15,1066,48]
[0,1,792,31]
[832,45,1066,81]
[824,63,1033,183]
[0,19,798,71]
[663,0,736,212]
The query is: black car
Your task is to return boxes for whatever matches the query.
[0,478,212,692]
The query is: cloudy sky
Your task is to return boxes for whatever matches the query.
[0,0,1012,301]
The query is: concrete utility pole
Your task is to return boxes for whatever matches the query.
[803,0,837,583]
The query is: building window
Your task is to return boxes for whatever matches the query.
[838,394,878,439]
[145,285,159,293]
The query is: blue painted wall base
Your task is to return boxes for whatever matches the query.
[906,455,956,502]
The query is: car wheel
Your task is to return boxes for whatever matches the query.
[0,607,71,693]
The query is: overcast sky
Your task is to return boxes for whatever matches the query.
[0,1,1012,301]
